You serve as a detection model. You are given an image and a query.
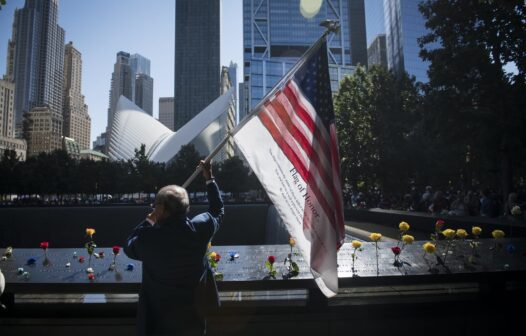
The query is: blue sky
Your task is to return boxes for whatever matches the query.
[0,0,242,144]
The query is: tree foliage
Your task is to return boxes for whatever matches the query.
[418,0,526,196]
[334,65,423,193]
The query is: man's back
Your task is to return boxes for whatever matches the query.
[125,175,223,336]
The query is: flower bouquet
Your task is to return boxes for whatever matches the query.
[208,251,223,281]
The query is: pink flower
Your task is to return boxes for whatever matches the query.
[40,241,49,250]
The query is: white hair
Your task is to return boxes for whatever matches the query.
[155,185,189,218]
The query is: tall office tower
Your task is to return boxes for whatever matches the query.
[383,0,429,83]
[129,53,151,102]
[238,82,249,121]
[367,34,387,67]
[158,97,175,131]
[349,0,368,66]
[12,0,65,138]
[107,51,132,129]
[216,67,236,160]
[174,0,220,131]
[63,42,91,150]
[243,0,358,111]
[0,79,15,138]
[135,73,154,116]
[5,18,16,82]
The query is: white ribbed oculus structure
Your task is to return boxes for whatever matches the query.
[108,87,235,163]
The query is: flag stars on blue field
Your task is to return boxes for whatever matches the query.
[294,41,335,126]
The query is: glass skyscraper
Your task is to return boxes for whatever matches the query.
[242,0,358,118]
[12,0,65,135]
[383,0,430,83]
[174,0,220,131]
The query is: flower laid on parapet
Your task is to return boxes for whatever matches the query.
[40,241,50,266]
[85,228,97,270]
[369,233,382,275]
[431,219,445,245]
[393,221,413,267]
[491,229,505,251]
[398,221,410,242]
[40,241,49,258]
[209,251,222,281]
[109,246,120,270]
[422,242,439,273]
[283,237,299,279]
[351,240,363,275]
[265,255,277,279]
[469,226,483,262]
[436,228,455,271]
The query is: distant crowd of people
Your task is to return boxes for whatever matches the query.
[345,184,526,220]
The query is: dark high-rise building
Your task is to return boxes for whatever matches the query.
[107,51,132,129]
[367,34,387,67]
[12,0,65,137]
[135,73,154,116]
[349,0,368,66]
[174,0,220,131]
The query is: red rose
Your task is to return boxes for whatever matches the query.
[88,273,95,280]
[391,246,401,255]
[268,255,276,264]
[79,256,85,263]
[98,251,105,258]
[40,241,49,249]
[215,253,221,263]
[435,219,445,230]
[113,246,121,255]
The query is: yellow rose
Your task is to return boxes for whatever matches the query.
[456,229,468,239]
[423,242,436,254]
[442,229,456,239]
[492,230,505,239]
[86,228,95,237]
[402,234,414,244]
[207,242,212,250]
[399,221,410,232]
[472,226,482,236]
[289,237,296,247]
[209,251,217,259]
[369,233,382,242]
[351,240,362,249]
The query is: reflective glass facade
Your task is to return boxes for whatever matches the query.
[13,0,65,133]
[384,0,429,83]
[243,0,356,115]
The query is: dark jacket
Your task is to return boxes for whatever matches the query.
[124,181,224,335]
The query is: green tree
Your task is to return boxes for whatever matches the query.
[334,65,423,193]
[166,144,203,194]
[419,0,526,198]
[216,156,250,199]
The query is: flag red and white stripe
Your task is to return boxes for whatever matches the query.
[233,40,345,297]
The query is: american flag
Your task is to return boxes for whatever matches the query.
[233,38,345,297]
